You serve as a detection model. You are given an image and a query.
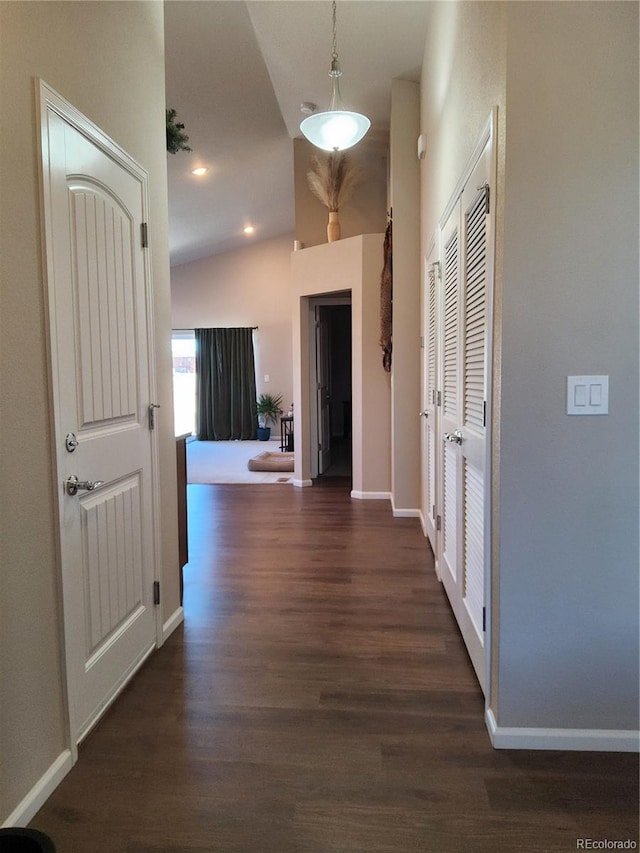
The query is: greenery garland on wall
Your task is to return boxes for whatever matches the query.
[166,108,191,154]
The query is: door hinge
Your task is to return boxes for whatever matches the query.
[153,580,160,606]
[483,400,487,427]
[437,391,442,407]
[482,606,486,632]
[141,222,149,248]
[436,514,442,531]
[420,335,425,349]
[477,183,490,214]
[432,504,436,521]
[432,260,442,281]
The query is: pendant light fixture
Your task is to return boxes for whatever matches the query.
[300,1,370,152]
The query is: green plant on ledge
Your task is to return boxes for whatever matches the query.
[166,108,192,154]
[256,392,283,429]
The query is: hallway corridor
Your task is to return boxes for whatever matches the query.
[31,482,638,852]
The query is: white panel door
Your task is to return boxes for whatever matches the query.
[436,140,492,693]
[421,246,439,558]
[39,85,158,746]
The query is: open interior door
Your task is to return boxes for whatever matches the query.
[315,306,332,474]
[39,82,159,747]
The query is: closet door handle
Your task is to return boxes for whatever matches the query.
[65,475,104,496]
[443,429,463,445]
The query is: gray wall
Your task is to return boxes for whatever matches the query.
[421,0,638,734]
[293,137,388,250]
[0,0,177,821]
[497,1,639,729]
[389,80,421,514]
[420,0,508,713]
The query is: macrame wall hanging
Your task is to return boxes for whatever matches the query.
[379,215,393,372]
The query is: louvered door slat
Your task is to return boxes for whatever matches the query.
[443,231,459,420]
[463,189,487,431]
[463,460,484,634]
[443,443,457,581]
[427,267,436,399]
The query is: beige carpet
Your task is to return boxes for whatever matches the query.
[186,439,293,484]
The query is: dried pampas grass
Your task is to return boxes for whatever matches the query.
[307,152,361,212]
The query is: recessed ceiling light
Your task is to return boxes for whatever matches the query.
[191,167,208,176]
[243,226,255,235]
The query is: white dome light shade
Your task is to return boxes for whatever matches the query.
[300,2,370,153]
[300,110,371,152]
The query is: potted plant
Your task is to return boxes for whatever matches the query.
[256,392,283,440]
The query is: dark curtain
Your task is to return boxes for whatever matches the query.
[195,328,257,440]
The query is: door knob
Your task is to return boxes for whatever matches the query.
[419,410,428,418]
[443,429,463,445]
[65,475,104,496]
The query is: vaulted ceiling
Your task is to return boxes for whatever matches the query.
[164,1,432,267]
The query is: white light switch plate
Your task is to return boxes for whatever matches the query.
[567,375,609,415]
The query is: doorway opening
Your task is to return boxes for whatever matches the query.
[310,297,352,482]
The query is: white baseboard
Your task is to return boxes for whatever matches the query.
[486,709,640,752]
[2,749,73,828]
[392,506,420,518]
[293,478,312,488]
[163,605,184,643]
[351,490,391,501]
[419,511,427,536]
[390,494,420,518]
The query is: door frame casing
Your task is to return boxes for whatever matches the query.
[36,79,163,757]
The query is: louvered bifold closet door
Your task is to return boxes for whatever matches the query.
[461,184,489,639]
[422,256,438,552]
[433,120,494,695]
[437,210,462,590]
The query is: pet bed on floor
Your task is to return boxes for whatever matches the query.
[247,451,294,472]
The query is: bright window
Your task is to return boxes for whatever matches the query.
[172,330,196,436]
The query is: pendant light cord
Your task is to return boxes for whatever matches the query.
[329,1,342,81]
[328,0,342,109]
[331,1,338,63]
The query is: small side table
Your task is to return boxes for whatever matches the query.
[280,416,294,452]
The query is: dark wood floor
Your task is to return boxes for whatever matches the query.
[32,481,639,852]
